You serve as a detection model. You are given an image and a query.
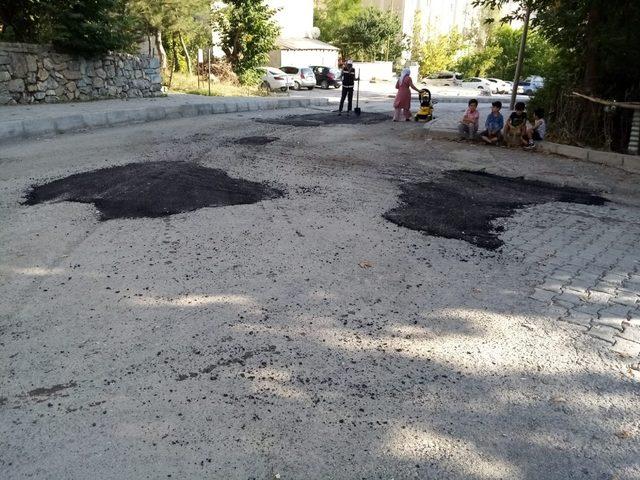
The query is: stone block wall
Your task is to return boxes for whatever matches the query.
[0,42,162,105]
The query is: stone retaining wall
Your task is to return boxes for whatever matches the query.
[0,42,162,105]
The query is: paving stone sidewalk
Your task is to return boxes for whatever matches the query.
[499,202,640,367]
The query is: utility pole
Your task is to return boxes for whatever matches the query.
[511,4,531,110]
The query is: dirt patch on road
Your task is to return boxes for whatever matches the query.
[24,161,283,220]
[258,111,390,127]
[384,170,606,250]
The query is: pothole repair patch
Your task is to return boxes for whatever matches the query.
[24,161,283,220]
[258,111,389,127]
[384,170,606,250]
[234,136,279,145]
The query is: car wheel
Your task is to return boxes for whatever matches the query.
[321,80,328,89]
[307,86,314,90]
[260,81,270,92]
[280,87,288,92]
[293,81,301,90]
[525,89,534,96]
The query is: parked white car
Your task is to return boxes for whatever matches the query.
[460,77,493,93]
[422,71,463,87]
[258,67,293,92]
[280,66,316,90]
[487,78,510,94]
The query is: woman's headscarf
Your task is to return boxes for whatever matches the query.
[399,68,411,84]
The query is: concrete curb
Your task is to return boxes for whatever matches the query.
[0,96,330,144]
[538,141,640,174]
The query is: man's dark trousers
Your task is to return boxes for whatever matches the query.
[339,87,353,112]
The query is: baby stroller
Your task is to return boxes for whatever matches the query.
[414,88,434,122]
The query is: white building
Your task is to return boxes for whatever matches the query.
[363,0,483,40]
[266,0,339,68]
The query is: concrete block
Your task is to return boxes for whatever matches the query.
[224,102,239,113]
[22,117,56,137]
[587,325,618,344]
[179,104,198,117]
[611,337,640,358]
[196,103,212,115]
[0,120,25,141]
[619,325,640,344]
[107,109,136,126]
[587,149,624,167]
[555,143,587,159]
[622,155,640,174]
[54,114,86,133]
[530,288,555,303]
[235,100,250,112]
[563,311,593,328]
[256,100,271,111]
[164,106,182,119]
[211,103,227,114]
[83,112,108,128]
[145,107,166,121]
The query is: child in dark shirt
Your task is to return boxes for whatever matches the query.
[505,101,528,146]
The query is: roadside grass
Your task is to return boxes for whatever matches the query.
[167,72,265,97]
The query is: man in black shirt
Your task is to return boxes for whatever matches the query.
[339,60,356,115]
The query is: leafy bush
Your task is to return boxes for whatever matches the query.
[237,68,263,87]
[0,0,141,56]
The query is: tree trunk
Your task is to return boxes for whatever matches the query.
[178,31,192,75]
[510,6,531,110]
[155,28,168,70]
[171,33,180,73]
[582,5,600,94]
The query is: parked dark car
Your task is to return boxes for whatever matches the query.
[310,66,342,89]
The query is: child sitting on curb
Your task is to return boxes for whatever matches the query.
[505,101,528,146]
[524,108,546,148]
[458,99,479,140]
[480,101,504,145]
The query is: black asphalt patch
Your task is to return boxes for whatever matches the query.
[384,170,606,250]
[24,161,283,220]
[258,111,390,127]
[234,136,279,145]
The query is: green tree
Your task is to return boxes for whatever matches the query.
[454,25,555,81]
[336,7,405,62]
[52,0,141,56]
[130,0,210,70]
[410,9,423,62]
[314,0,362,45]
[0,0,51,42]
[0,0,140,55]
[418,31,463,77]
[212,0,280,79]
[455,45,501,78]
